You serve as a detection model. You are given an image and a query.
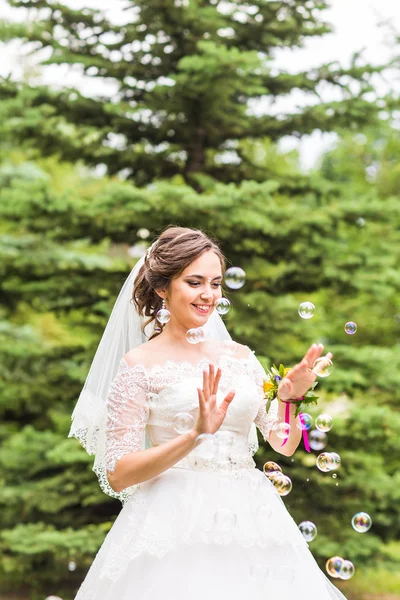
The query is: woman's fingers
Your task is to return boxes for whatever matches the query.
[202,364,220,401]
[220,390,235,412]
[303,344,317,365]
[203,366,211,398]
[208,364,215,396]
[302,343,325,370]
[288,360,306,378]
[197,388,205,412]
[202,368,207,398]
[212,367,222,396]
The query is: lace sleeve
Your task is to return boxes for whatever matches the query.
[105,360,149,474]
[247,351,279,442]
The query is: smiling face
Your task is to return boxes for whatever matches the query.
[160,250,223,331]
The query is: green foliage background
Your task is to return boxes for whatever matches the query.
[0,1,399,598]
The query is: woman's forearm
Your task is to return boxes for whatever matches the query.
[107,429,199,492]
[269,400,302,456]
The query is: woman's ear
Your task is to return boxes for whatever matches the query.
[155,289,167,300]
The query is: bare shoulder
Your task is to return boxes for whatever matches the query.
[124,337,163,367]
[123,346,146,367]
[235,341,252,359]
[220,340,252,360]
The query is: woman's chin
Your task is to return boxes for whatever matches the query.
[190,305,212,320]
[187,307,213,329]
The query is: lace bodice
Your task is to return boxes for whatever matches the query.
[105,341,278,483]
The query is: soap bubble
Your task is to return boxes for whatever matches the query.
[274,474,293,496]
[173,412,194,434]
[215,297,231,315]
[339,560,355,580]
[255,504,273,537]
[270,472,292,496]
[137,228,150,239]
[313,357,333,377]
[214,430,234,457]
[276,564,295,582]
[195,326,208,343]
[298,521,318,542]
[68,561,77,571]
[276,422,291,439]
[268,471,284,486]
[214,509,237,531]
[263,461,282,478]
[315,414,333,433]
[224,267,246,290]
[316,452,334,472]
[326,556,344,578]
[156,307,170,325]
[220,339,241,356]
[195,433,216,459]
[345,321,357,335]
[329,452,341,471]
[298,302,315,319]
[270,415,282,431]
[256,503,272,523]
[309,430,328,451]
[351,512,372,533]
[250,563,271,580]
[296,413,312,431]
[214,430,234,446]
[186,328,202,344]
[195,433,214,446]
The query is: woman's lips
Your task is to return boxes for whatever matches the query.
[191,304,212,314]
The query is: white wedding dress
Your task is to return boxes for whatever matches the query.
[74,341,347,600]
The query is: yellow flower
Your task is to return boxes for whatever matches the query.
[263,381,275,393]
[284,367,291,376]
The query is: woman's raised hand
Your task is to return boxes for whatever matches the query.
[277,343,333,402]
[194,364,235,436]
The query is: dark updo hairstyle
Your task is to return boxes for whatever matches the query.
[132,226,226,339]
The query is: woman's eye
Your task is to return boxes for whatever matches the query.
[188,282,221,288]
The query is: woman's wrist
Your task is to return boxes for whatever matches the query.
[188,428,201,443]
[278,396,304,404]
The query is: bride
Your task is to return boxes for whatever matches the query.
[69,226,347,600]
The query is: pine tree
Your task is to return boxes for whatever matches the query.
[0,0,389,187]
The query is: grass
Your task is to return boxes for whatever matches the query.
[335,568,400,600]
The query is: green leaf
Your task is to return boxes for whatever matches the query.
[304,394,319,402]
[295,405,302,417]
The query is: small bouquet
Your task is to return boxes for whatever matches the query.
[263,363,319,415]
[263,364,320,452]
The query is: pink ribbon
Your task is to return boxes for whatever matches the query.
[280,398,310,453]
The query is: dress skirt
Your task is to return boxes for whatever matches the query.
[74,465,347,600]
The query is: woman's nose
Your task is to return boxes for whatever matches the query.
[200,289,213,300]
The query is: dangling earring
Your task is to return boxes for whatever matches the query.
[156,298,171,325]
